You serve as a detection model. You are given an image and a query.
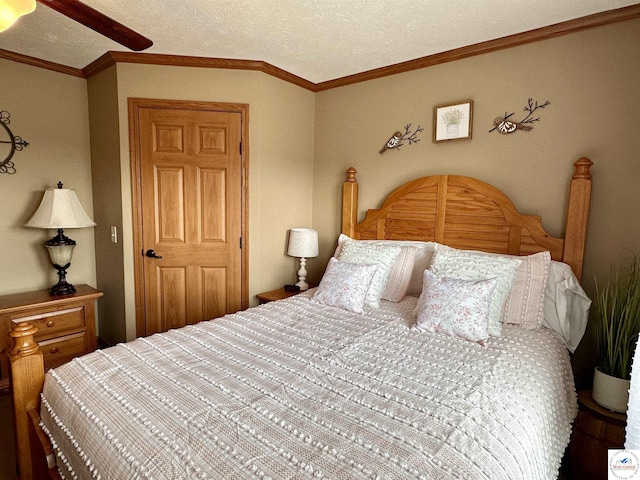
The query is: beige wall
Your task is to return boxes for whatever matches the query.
[0,59,96,296]
[2,17,639,383]
[87,65,125,344]
[312,18,640,386]
[89,64,315,342]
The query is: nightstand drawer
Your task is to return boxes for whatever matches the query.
[11,306,85,341]
[40,332,86,369]
[0,284,102,383]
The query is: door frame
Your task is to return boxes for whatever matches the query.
[128,97,249,338]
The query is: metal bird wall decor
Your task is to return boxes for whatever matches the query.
[379,123,424,154]
[489,98,550,134]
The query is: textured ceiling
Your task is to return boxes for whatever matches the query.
[0,0,638,83]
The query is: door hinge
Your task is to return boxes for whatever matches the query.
[239,142,242,155]
[239,237,242,249]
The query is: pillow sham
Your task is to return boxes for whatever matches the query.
[543,260,591,352]
[412,270,496,346]
[430,244,521,336]
[502,251,551,330]
[337,240,401,308]
[335,234,435,298]
[313,258,378,314]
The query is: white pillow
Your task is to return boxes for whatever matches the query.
[412,270,496,346]
[502,251,551,330]
[313,258,378,314]
[430,244,521,336]
[335,234,435,297]
[338,240,401,308]
[543,261,591,352]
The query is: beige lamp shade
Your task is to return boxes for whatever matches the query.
[287,228,318,258]
[0,0,36,32]
[287,228,318,291]
[24,187,96,229]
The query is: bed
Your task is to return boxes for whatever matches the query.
[8,157,593,480]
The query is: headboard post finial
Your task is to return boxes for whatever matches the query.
[573,157,594,180]
[345,167,357,183]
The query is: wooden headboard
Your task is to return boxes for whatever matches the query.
[342,157,593,280]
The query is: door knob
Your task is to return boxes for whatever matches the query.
[145,249,163,259]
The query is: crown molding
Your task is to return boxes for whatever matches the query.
[83,51,316,91]
[2,4,639,91]
[314,3,640,91]
[0,48,83,77]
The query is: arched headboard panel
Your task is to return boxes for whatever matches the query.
[342,157,593,280]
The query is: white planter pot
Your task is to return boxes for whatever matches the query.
[593,367,630,413]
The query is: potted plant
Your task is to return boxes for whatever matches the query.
[442,108,463,138]
[592,254,640,412]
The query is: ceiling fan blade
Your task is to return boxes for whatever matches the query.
[36,0,153,51]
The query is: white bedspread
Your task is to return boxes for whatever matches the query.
[40,292,577,479]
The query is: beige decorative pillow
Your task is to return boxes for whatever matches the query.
[502,251,551,330]
[381,246,417,302]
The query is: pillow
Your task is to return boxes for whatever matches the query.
[543,260,591,352]
[502,251,551,330]
[430,244,521,336]
[380,246,418,301]
[313,258,378,313]
[335,234,435,297]
[337,240,401,308]
[412,270,496,346]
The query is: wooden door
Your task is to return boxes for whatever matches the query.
[130,99,248,337]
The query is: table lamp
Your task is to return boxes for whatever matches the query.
[287,228,318,291]
[24,181,96,296]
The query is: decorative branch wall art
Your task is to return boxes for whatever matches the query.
[490,98,550,134]
[0,110,29,174]
[379,123,423,154]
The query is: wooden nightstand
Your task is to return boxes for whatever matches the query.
[0,285,103,390]
[256,286,314,304]
[569,389,627,479]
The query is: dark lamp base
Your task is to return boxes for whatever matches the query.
[49,281,76,296]
[49,262,75,296]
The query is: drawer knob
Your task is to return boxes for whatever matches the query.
[50,347,59,354]
[47,320,55,328]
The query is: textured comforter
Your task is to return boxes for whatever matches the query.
[40,291,577,479]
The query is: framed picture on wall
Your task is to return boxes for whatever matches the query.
[433,100,473,143]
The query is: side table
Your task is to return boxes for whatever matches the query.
[569,389,627,479]
[256,286,314,304]
[0,284,103,390]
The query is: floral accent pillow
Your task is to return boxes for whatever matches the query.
[412,270,496,346]
[313,258,378,313]
[430,245,521,336]
[338,241,401,308]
